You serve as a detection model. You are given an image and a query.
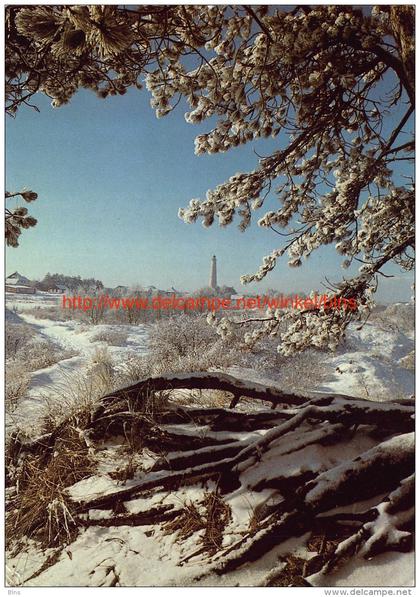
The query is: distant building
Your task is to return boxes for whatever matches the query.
[145,285,158,296]
[47,284,68,294]
[113,285,129,296]
[209,255,218,290]
[6,271,31,285]
[168,286,186,296]
[85,284,103,294]
[221,286,237,297]
[5,271,36,294]
[6,285,36,295]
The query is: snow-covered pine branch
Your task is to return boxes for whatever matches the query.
[6,5,414,350]
[5,189,38,247]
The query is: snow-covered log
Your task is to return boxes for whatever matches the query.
[7,373,414,586]
[93,371,311,418]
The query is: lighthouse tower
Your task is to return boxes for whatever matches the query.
[209,255,218,290]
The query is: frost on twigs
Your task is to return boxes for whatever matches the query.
[5,190,38,247]
[6,6,414,346]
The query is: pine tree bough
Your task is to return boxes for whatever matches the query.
[6,6,415,354]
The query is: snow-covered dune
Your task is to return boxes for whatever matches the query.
[6,299,149,431]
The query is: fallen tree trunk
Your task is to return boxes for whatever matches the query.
[92,371,314,419]
[72,391,414,512]
[207,434,414,577]
[7,372,415,587]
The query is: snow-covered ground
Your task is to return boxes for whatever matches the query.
[6,293,148,431]
[6,291,64,309]
[7,294,414,415]
[5,295,414,587]
[227,318,414,403]
[314,319,414,399]
[6,293,414,435]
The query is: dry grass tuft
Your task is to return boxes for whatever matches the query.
[6,416,94,551]
[6,361,30,412]
[264,555,308,587]
[163,501,205,541]
[162,491,231,554]
[39,362,118,433]
[248,505,264,535]
[201,491,231,553]
[263,522,358,586]
[90,328,128,346]
[108,454,140,483]
[136,388,171,419]
[169,389,233,408]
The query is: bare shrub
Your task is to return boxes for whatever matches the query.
[370,303,414,334]
[116,315,248,383]
[7,320,77,371]
[5,323,79,416]
[5,323,34,358]
[23,306,75,322]
[6,360,30,412]
[148,314,215,360]
[83,303,105,325]
[89,344,113,369]
[24,340,77,371]
[146,314,239,375]
[5,323,78,413]
[149,350,208,376]
[90,328,128,346]
[234,331,329,394]
[268,349,328,394]
[119,352,153,383]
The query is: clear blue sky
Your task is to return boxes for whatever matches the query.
[6,83,413,301]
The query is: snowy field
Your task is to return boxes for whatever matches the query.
[229,307,414,402]
[6,293,414,428]
[5,293,414,587]
[6,292,149,432]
